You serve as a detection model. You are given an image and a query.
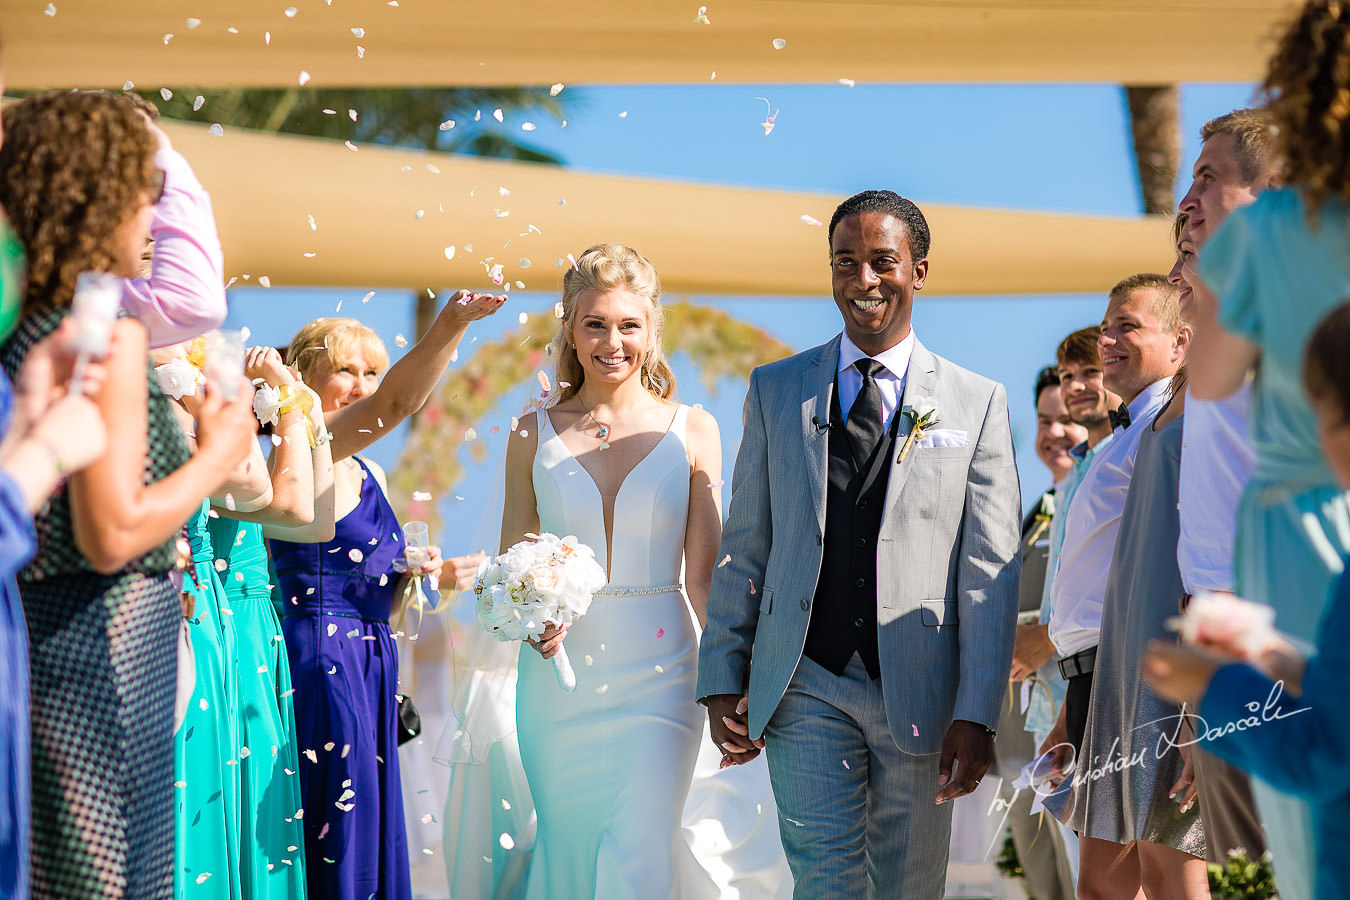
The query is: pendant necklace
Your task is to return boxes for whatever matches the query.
[576,394,611,440]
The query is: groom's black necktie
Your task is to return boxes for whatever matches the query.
[846,358,886,465]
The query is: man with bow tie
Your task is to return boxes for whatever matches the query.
[698,190,1022,898]
[1038,273,1189,796]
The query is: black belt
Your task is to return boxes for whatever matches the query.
[1058,646,1097,679]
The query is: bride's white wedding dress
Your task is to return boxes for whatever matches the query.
[516,404,717,899]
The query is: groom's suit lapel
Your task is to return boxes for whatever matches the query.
[800,335,840,534]
[883,340,937,524]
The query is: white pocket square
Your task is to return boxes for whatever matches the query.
[916,428,969,449]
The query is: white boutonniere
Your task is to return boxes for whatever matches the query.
[153,356,204,400]
[897,398,940,463]
[252,382,283,427]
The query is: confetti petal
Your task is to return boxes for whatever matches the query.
[394,334,408,348]
[772,37,787,49]
[208,123,224,137]
[549,83,565,96]
[800,214,823,227]
[194,95,206,111]
[499,833,516,850]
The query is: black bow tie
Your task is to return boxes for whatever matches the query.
[1108,402,1131,431]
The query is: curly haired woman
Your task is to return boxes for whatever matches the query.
[0,91,255,899]
[1191,3,1350,897]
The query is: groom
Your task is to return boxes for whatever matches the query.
[698,190,1022,898]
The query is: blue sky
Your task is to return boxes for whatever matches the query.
[225,81,1257,549]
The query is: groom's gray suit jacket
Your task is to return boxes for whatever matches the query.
[697,334,1022,755]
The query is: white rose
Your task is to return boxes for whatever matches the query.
[252,382,283,427]
[154,357,202,400]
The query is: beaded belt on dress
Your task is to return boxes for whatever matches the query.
[596,583,682,597]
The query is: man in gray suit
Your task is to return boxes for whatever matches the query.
[697,190,1022,898]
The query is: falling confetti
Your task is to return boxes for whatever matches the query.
[756,97,779,136]
[344,140,359,151]
[163,33,174,45]
[772,37,787,49]
[208,124,224,137]
[800,214,824,227]
[490,264,506,286]
[912,724,919,736]
[362,291,375,303]
[43,3,55,15]
[196,874,211,885]
[348,548,364,563]
[549,82,565,96]
[160,88,173,101]
[694,5,710,24]
[284,6,298,16]
[536,370,551,393]
[501,798,512,810]
[258,275,272,288]
[194,95,206,111]
[327,623,338,637]
[186,17,201,28]
[444,246,456,260]
[265,31,271,44]
[394,334,408,348]
[521,122,536,132]
[123,80,135,90]
[307,214,317,231]
[439,119,455,131]
[749,579,757,594]
[499,833,516,850]
[717,554,731,568]
[656,627,665,638]
[554,302,565,318]
[842,759,851,770]
[519,257,532,268]
[412,491,432,502]
[595,684,609,695]
[351,26,365,37]
[838,78,856,87]
[464,428,478,442]
[619,111,629,119]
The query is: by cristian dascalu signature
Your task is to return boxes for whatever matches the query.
[981,680,1308,859]
[1048,679,1308,798]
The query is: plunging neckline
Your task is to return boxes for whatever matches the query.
[543,405,681,573]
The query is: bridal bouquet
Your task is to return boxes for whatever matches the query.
[474,532,607,692]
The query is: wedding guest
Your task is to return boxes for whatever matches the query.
[211,345,335,900]
[1145,299,1350,900]
[0,90,256,898]
[0,194,111,900]
[998,365,1081,900]
[270,301,502,900]
[1174,111,1276,869]
[1190,5,1350,894]
[116,96,227,348]
[153,340,331,899]
[1040,274,1190,896]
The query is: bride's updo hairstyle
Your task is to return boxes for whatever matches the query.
[550,242,676,404]
[285,316,391,386]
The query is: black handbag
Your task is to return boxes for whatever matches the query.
[396,693,422,746]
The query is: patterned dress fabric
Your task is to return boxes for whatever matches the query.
[206,516,307,899]
[269,458,410,900]
[0,366,36,900]
[176,501,242,898]
[0,306,189,900]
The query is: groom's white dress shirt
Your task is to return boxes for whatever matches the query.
[836,330,915,424]
[1048,378,1171,658]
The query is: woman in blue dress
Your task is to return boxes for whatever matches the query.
[269,297,503,900]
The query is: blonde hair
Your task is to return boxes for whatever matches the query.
[549,243,675,404]
[285,316,390,386]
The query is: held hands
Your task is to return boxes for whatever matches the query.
[527,622,570,659]
[1035,708,1074,791]
[936,720,994,804]
[707,693,763,768]
[441,550,486,594]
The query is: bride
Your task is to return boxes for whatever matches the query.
[499,242,724,898]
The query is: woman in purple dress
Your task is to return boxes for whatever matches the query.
[269,296,503,900]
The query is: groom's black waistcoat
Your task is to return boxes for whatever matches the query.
[805,385,902,680]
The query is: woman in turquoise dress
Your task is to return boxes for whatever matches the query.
[212,344,335,900]
[1190,4,1350,897]
[158,342,331,899]
[177,499,243,897]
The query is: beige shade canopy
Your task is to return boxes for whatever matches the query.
[164,119,1172,297]
[3,0,1295,90]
